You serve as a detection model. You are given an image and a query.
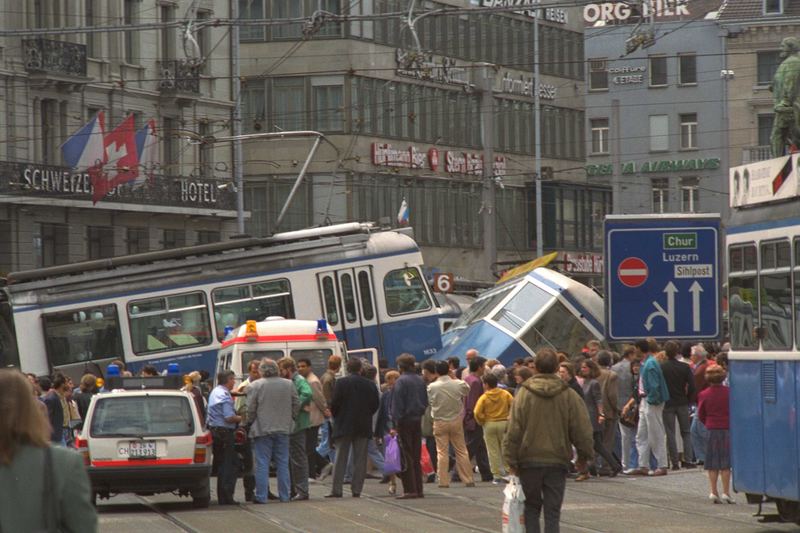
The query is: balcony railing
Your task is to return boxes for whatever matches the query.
[742,145,773,164]
[23,38,87,78]
[157,60,200,95]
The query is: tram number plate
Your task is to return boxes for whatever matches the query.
[128,441,157,459]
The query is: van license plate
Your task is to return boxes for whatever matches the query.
[128,441,157,459]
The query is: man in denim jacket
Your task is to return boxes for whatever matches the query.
[632,339,670,476]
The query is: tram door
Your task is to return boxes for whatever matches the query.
[317,267,380,351]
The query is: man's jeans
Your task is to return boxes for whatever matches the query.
[518,465,568,533]
[289,430,309,498]
[691,416,709,463]
[663,404,693,465]
[636,400,668,469]
[253,433,290,503]
[316,419,335,463]
[618,421,636,470]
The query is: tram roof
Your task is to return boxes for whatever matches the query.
[3,223,419,305]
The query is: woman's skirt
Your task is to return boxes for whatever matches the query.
[704,428,730,470]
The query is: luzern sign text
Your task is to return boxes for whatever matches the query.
[583,0,689,24]
[481,0,568,23]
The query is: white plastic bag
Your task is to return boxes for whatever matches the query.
[502,475,526,533]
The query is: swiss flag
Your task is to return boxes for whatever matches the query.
[91,114,140,203]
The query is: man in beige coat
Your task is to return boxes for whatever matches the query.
[298,357,330,478]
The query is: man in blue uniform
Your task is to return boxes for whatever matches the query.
[207,369,242,505]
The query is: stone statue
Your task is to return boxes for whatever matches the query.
[771,37,800,157]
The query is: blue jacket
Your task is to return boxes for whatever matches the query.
[391,372,428,423]
[640,355,670,405]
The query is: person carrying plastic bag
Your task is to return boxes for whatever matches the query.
[502,475,526,533]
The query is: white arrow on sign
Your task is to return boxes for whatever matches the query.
[644,282,677,332]
[689,281,703,332]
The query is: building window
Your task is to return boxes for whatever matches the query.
[85,0,96,56]
[649,56,668,87]
[87,226,115,259]
[652,178,669,213]
[198,122,213,178]
[589,59,608,91]
[350,0,374,39]
[162,117,180,174]
[590,118,610,154]
[239,0,265,41]
[681,177,699,213]
[197,230,220,244]
[127,227,149,255]
[196,10,211,75]
[272,77,306,131]
[317,0,342,37]
[123,0,138,64]
[34,223,69,268]
[757,51,781,85]
[649,115,669,152]
[678,54,696,85]
[680,113,698,149]
[162,229,185,249]
[313,82,344,132]
[758,114,775,147]
[764,0,783,14]
[40,99,60,165]
[161,5,176,60]
[242,80,266,133]
[272,0,303,39]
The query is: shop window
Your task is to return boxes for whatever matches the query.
[649,55,667,87]
[680,113,698,149]
[590,118,609,154]
[678,54,696,85]
[652,178,669,213]
[589,59,608,91]
[680,177,699,213]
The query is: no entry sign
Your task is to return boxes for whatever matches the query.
[618,257,648,288]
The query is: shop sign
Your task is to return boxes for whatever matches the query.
[563,252,603,275]
[2,162,235,210]
[372,143,427,169]
[395,49,468,86]
[610,65,646,85]
[583,0,689,24]
[444,151,506,177]
[481,0,568,23]
[499,73,557,100]
[585,164,613,177]
[622,158,720,174]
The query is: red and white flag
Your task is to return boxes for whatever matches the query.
[91,114,140,203]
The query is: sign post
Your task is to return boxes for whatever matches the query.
[604,214,721,341]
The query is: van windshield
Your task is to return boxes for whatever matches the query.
[90,396,195,437]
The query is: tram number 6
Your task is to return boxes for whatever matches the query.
[434,273,454,294]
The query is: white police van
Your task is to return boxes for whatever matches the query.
[76,368,213,508]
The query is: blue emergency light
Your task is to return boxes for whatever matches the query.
[316,319,328,337]
[167,363,180,375]
[223,325,235,339]
[106,364,120,377]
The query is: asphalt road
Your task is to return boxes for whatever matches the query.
[97,469,798,532]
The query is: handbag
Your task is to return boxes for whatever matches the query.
[501,475,525,533]
[420,441,434,476]
[620,403,639,428]
[383,434,403,476]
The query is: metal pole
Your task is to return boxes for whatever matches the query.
[274,135,322,231]
[480,64,497,280]
[534,7,543,258]
[231,0,245,234]
[611,99,621,214]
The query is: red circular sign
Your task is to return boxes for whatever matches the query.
[618,257,648,288]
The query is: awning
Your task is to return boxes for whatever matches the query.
[496,251,558,285]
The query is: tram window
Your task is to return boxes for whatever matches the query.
[340,273,358,323]
[744,245,757,271]
[212,279,295,340]
[729,247,743,272]
[761,242,776,269]
[451,287,513,331]
[729,275,758,350]
[760,272,792,350]
[321,276,339,326]
[358,271,375,321]
[519,301,594,359]
[777,241,791,267]
[384,268,432,316]
[128,292,212,355]
[43,304,123,366]
[492,283,552,333]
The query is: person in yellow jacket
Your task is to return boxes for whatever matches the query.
[473,372,514,484]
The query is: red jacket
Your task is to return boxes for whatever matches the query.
[697,384,729,430]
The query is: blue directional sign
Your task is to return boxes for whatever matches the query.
[604,215,721,341]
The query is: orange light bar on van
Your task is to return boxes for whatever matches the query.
[245,320,258,341]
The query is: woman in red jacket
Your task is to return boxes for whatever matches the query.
[697,365,733,504]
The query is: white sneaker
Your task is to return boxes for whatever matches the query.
[720,494,736,504]
[709,493,721,504]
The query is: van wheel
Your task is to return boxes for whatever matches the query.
[192,478,210,509]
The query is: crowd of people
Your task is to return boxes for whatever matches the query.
[0,337,732,533]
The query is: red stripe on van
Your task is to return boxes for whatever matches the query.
[221,334,338,348]
[91,458,194,467]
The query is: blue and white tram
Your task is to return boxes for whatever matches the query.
[0,222,443,378]
[436,267,605,365]
[726,198,800,523]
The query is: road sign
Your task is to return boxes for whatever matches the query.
[433,273,454,293]
[604,215,721,341]
[617,257,648,288]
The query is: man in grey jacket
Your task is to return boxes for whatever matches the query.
[247,358,299,503]
[612,345,638,472]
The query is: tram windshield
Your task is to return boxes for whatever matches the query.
[450,286,514,332]
[519,300,596,356]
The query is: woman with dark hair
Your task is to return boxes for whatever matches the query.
[698,365,733,504]
[0,369,97,532]
[557,362,584,399]
[577,359,622,480]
